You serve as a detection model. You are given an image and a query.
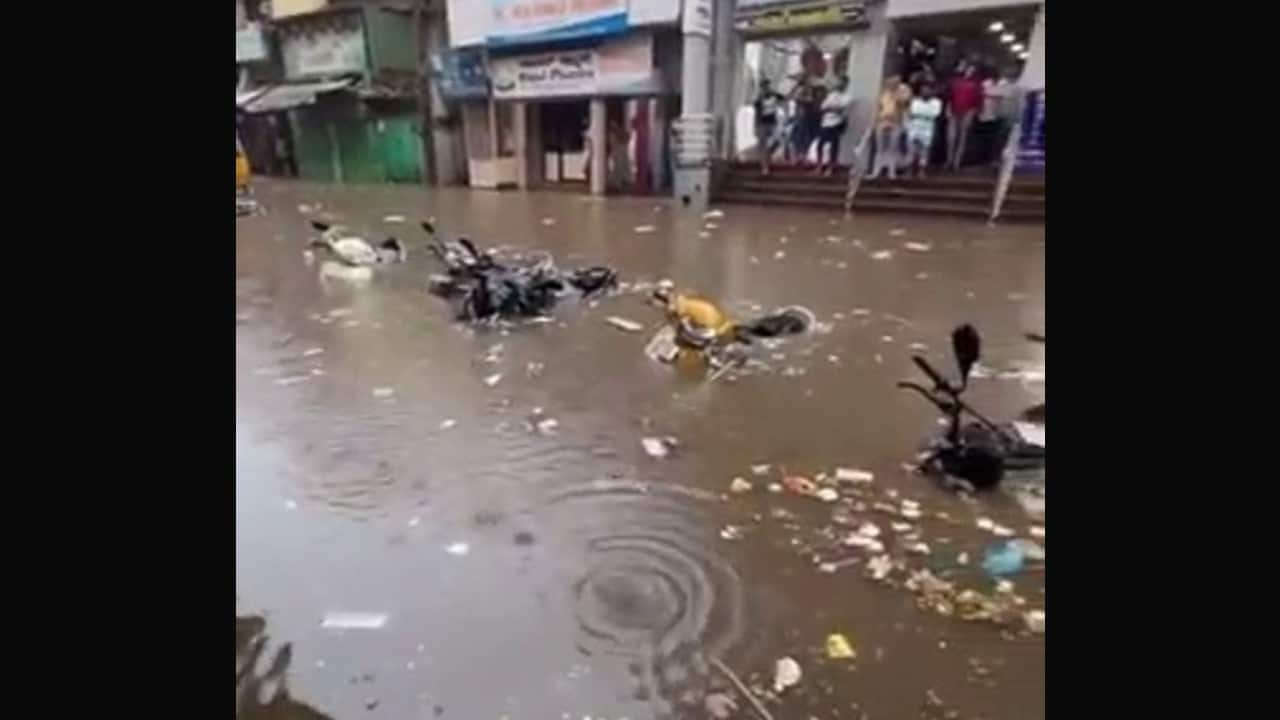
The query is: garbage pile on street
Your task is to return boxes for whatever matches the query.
[423,220,619,322]
[719,461,1046,638]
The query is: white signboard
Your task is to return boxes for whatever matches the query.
[490,33,655,99]
[682,0,712,36]
[283,27,367,79]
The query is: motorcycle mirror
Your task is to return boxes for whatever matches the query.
[952,324,981,386]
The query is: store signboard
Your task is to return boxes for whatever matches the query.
[283,25,367,79]
[682,0,713,37]
[734,1,867,34]
[236,22,268,63]
[490,32,656,99]
[487,0,629,47]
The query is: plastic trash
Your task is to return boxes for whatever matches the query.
[321,612,388,630]
[981,541,1026,576]
[444,542,469,556]
[703,209,725,219]
[372,387,395,399]
[483,373,502,387]
[816,487,839,503]
[1009,538,1045,561]
[871,250,894,260]
[773,656,802,693]
[634,225,657,234]
[904,241,932,252]
[383,214,406,223]
[605,316,644,333]
[783,475,817,495]
[826,633,857,660]
[835,467,874,484]
[704,692,737,719]
[729,477,753,493]
[1024,609,1045,634]
[439,419,457,430]
[642,436,675,458]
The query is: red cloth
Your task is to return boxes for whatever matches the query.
[949,77,982,114]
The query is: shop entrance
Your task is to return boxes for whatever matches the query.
[888,6,1036,171]
[539,101,590,188]
[734,34,853,165]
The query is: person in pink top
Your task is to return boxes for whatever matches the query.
[946,61,982,171]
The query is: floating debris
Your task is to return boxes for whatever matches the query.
[321,612,388,630]
[536,417,560,435]
[836,467,874,484]
[889,228,906,237]
[372,387,395,399]
[783,475,817,496]
[383,214,406,223]
[439,419,457,431]
[444,542,470,556]
[703,209,725,219]
[826,633,857,660]
[750,463,771,475]
[274,375,312,387]
[816,487,840,503]
[641,436,676,459]
[982,542,1025,576]
[302,347,325,357]
[1023,609,1046,634]
[704,692,737,719]
[730,477,753,493]
[1029,525,1045,539]
[483,373,503,387]
[634,225,657,234]
[720,525,744,541]
[541,217,556,226]
[867,554,894,580]
[1009,538,1045,561]
[604,316,645,333]
[904,241,933,252]
[773,657,802,693]
[767,483,783,493]
[774,250,786,260]
[871,250,894,260]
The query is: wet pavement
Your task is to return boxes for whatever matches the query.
[236,179,1044,720]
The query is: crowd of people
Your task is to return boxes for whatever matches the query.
[752,56,1019,180]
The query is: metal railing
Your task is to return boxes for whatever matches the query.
[843,123,874,214]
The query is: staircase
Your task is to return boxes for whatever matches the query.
[713,162,1045,221]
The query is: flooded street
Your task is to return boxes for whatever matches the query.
[236,179,1044,720]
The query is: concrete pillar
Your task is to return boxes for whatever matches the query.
[840,2,892,167]
[514,101,529,189]
[590,98,606,196]
[673,2,716,210]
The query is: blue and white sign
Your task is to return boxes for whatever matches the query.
[487,0,629,47]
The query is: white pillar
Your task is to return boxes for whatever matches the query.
[590,98,606,196]
[673,1,716,210]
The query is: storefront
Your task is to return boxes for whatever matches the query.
[446,0,683,195]
[730,1,882,167]
[243,5,425,185]
[885,0,1044,170]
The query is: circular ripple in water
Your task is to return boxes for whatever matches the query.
[535,479,745,704]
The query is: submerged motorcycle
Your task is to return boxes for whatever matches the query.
[898,324,1045,490]
[645,281,814,378]
[422,220,618,321]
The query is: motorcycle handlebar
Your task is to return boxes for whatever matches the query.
[911,355,951,393]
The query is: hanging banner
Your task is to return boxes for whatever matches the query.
[488,0,629,47]
[282,25,367,78]
[682,0,712,36]
[434,48,490,99]
[490,32,657,99]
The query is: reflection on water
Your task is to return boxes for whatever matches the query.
[236,615,331,720]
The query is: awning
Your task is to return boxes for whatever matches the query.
[236,79,353,114]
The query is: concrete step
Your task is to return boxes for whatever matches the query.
[715,188,1045,221]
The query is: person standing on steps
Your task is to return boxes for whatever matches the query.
[905,83,943,178]
[946,61,982,171]
[753,78,786,175]
[788,73,823,168]
[815,75,851,177]
[867,75,912,180]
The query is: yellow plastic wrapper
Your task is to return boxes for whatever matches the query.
[826,632,856,659]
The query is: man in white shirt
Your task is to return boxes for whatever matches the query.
[815,75,851,176]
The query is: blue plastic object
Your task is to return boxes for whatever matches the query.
[982,541,1026,576]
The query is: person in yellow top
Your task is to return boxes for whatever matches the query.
[867,75,912,180]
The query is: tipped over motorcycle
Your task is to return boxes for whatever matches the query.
[898,325,1045,491]
[644,281,816,378]
[422,220,618,322]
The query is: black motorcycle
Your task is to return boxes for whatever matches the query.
[422,220,617,321]
[898,325,1045,490]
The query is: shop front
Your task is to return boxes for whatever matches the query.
[884,0,1043,171]
[730,1,883,168]
[446,0,682,195]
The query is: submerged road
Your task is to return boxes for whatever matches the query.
[236,180,1045,720]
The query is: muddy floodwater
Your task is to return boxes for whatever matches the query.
[236,180,1045,720]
